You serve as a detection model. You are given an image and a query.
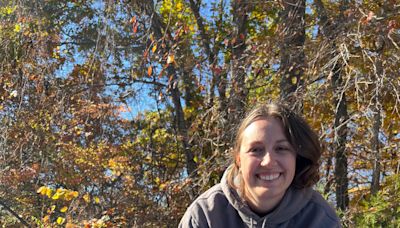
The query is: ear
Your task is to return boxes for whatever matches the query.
[235,155,240,168]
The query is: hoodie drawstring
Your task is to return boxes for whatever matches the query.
[261,217,267,228]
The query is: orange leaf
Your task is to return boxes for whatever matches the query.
[130,16,136,24]
[167,54,175,64]
[158,67,164,79]
[147,66,153,76]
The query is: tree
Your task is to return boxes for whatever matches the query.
[279,0,306,109]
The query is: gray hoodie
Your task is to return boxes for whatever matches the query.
[179,166,340,228]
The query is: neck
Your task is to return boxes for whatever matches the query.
[244,188,286,215]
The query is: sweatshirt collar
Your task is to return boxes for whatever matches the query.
[221,165,313,226]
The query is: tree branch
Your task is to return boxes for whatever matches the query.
[0,199,30,227]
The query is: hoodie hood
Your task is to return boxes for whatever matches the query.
[220,164,313,227]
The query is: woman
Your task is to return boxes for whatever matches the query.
[179,103,340,227]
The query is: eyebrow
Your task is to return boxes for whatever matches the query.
[276,139,290,143]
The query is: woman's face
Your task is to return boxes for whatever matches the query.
[238,117,296,214]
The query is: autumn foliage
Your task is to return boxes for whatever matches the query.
[0,0,399,227]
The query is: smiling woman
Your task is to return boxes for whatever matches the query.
[179,103,340,228]
[238,117,297,215]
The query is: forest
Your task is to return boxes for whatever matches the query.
[0,0,399,227]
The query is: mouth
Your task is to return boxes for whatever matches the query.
[257,173,281,181]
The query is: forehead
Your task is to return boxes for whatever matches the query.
[241,117,287,142]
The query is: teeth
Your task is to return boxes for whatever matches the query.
[259,173,280,181]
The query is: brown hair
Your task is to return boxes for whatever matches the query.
[227,103,321,192]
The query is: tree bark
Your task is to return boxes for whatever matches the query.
[279,0,306,109]
[371,102,381,194]
[229,0,251,125]
[371,50,384,195]
[332,67,350,210]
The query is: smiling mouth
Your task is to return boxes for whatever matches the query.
[257,173,281,181]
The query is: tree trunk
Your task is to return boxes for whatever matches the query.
[332,68,350,210]
[371,50,384,195]
[279,0,305,109]
[371,103,381,194]
[144,3,198,177]
[229,0,251,125]
[314,0,350,210]
[168,66,197,176]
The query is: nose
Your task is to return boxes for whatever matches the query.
[260,152,277,167]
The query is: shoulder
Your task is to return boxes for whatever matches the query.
[300,190,341,227]
[179,184,232,228]
[310,190,339,220]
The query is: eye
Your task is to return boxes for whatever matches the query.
[249,147,264,154]
[276,145,291,153]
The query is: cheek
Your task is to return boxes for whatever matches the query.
[286,155,297,175]
[240,155,259,174]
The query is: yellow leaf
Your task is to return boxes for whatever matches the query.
[6,7,13,15]
[45,188,53,198]
[108,159,116,168]
[52,192,60,200]
[83,193,90,203]
[57,217,65,225]
[37,186,47,195]
[94,196,100,204]
[291,76,297,85]
[167,54,175,64]
[14,24,21,32]
[60,206,68,213]
[159,183,167,190]
[152,44,157,53]
[176,2,183,11]
[4,6,16,15]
